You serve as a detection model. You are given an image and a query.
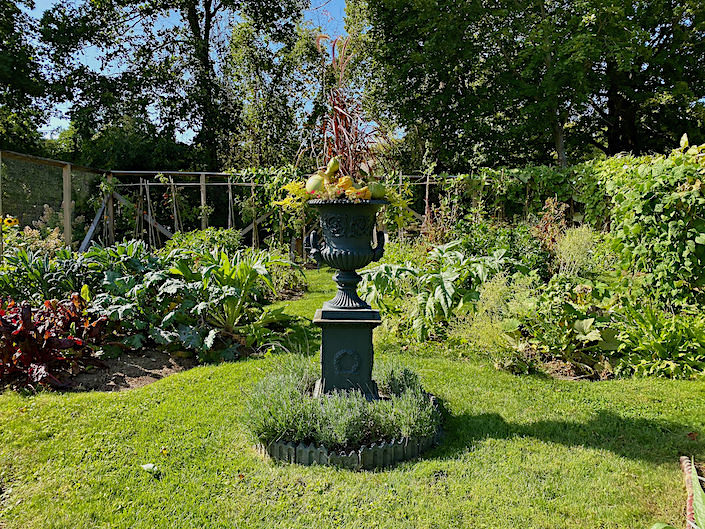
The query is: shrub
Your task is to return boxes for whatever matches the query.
[316,391,371,448]
[0,238,310,362]
[373,362,439,439]
[377,238,430,269]
[599,138,705,308]
[371,388,440,440]
[361,241,506,340]
[0,295,108,389]
[1,226,65,258]
[91,245,307,360]
[162,227,242,255]
[448,165,609,227]
[246,361,441,452]
[556,225,596,276]
[31,204,87,249]
[614,303,705,379]
[592,231,621,276]
[245,363,320,443]
[527,273,620,378]
[453,218,552,279]
[532,197,568,253]
[264,245,307,301]
[447,273,539,373]
[376,363,422,396]
[452,266,705,380]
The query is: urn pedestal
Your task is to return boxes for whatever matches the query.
[307,199,387,400]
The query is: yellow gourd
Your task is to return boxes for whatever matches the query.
[338,176,354,190]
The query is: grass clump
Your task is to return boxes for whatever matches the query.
[556,225,596,276]
[447,273,538,373]
[245,361,441,451]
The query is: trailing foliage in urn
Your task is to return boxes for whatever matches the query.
[281,37,387,205]
[301,156,386,202]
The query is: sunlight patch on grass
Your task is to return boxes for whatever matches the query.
[271,267,336,320]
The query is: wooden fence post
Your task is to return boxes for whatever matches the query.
[135,178,143,239]
[169,176,180,233]
[227,177,233,230]
[200,172,207,230]
[63,164,72,246]
[250,175,258,248]
[398,172,403,240]
[107,172,115,244]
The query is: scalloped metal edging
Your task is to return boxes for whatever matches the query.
[257,430,441,470]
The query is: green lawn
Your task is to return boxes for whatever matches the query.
[1,269,704,529]
[271,267,336,320]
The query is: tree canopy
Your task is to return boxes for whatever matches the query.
[0,0,47,152]
[228,19,320,167]
[40,0,309,170]
[4,0,705,172]
[362,0,705,170]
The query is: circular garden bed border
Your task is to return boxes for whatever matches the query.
[258,430,441,470]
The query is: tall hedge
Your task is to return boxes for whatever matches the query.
[448,163,609,226]
[446,138,705,306]
[599,139,705,307]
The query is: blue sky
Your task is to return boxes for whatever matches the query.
[29,0,348,138]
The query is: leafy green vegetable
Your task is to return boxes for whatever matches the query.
[361,241,505,340]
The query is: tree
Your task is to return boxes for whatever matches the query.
[0,0,47,153]
[41,0,309,170]
[360,0,561,170]
[45,117,193,170]
[577,0,705,155]
[360,0,705,170]
[227,20,319,168]
[455,1,597,168]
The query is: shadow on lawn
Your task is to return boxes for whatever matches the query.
[435,410,702,464]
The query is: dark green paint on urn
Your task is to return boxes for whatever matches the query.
[306,199,387,399]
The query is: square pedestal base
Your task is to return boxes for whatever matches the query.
[313,309,381,399]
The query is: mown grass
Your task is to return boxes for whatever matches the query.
[271,267,335,320]
[1,268,704,529]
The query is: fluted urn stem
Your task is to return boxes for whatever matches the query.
[324,271,370,311]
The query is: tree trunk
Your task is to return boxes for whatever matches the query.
[185,0,219,170]
[553,112,567,168]
[606,61,639,155]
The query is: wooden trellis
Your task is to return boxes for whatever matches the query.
[0,151,446,254]
[108,170,277,248]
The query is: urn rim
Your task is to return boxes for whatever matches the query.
[308,198,389,206]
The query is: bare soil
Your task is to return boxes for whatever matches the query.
[543,359,580,380]
[70,351,197,392]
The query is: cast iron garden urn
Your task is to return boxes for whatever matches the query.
[306,199,388,399]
